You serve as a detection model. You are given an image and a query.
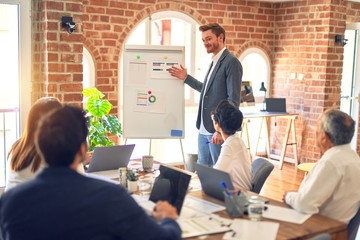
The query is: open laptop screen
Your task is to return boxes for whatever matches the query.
[86,144,135,173]
[265,98,287,113]
[195,163,234,201]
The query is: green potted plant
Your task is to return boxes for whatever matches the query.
[126,168,139,192]
[82,87,122,152]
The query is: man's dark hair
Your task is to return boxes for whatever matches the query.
[35,105,88,167]
[321,109,355,145]
[212,100,243,135]
[199,23,226,43]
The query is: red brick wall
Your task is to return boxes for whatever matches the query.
[32,0,84,104]
[272,0,347,162]
[82,0,275,114]
[31,0,360,162]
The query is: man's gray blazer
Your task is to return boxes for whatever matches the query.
[184,48,242,133]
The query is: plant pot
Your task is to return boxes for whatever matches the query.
[127,180,138,192]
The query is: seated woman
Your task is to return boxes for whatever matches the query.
[211,99,252,191]
[5,97,62,191]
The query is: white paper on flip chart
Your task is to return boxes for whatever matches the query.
[183,195,226,214]
[178,215,231,238]
[223,219,279,240]
[262,205,312,224]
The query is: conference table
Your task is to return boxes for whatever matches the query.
[120,160,347,239]
[186,190,347,240]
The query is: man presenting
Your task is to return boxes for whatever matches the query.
[284,109,360,223]
[0,105,181,240]
[169,23,242,167]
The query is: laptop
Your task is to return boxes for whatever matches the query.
[195,163,234,201]
[149,164,191,214]
[86,144,135,173]
[265,98,287,113]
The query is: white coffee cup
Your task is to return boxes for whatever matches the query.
[142,155,154,172]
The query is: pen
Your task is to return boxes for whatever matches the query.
[206,141,211,144]
[220,181,231,196]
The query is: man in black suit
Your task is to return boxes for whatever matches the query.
[0,105,181,240]
[169,23,242,167]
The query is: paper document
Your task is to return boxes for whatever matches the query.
[178,215,231,238]
[223,219,279,240]
[262,205,312,224]
[86,170,119,183]
[132,195,155,215]
[188,178,202,192]
[183,195,225,214]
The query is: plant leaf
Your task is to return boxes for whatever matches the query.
[82,87,104,99]
[88,99,112,118]
[103,115,122,137]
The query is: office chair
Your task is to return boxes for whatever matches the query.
[348,207,360,240]
[251,158,274,194]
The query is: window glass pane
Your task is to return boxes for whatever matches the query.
[242,52,268,98]
[83,52,90,89]
[0,3,20,187]
[127,21,146,45]
[0,4,19,108]
[82,47,95,89]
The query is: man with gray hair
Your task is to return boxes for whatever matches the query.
[284,109,360,223]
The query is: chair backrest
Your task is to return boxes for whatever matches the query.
[251,158,274,193]
[348,207,360,240]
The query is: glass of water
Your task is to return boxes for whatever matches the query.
[248,196,265,221]
[138,176,153,197]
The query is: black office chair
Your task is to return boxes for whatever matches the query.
[251,158,274,194]
[348,207,360,240]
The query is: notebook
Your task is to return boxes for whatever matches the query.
[149,164,191,214]
[195,163,234,201]
[86,144,135,173]
[265,98,287,113]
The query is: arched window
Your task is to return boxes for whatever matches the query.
[123,11,204,163]
[239,48,270,109]
[126,11,210,105]
[82,47,95,89]
[239,48,271,155]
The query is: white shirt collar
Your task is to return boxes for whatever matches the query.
[212,47,226,65]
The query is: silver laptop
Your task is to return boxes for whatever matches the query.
[195,163,234,201]
[86,144,135,173]
[265,98,287,113]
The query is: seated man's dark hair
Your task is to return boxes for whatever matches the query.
[35,105,88,167]
[212,100,243,135]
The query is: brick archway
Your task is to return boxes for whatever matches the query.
[235,41,272,64]
[115,2,206,58]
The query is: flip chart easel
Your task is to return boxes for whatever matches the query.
[122,45,185,166]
